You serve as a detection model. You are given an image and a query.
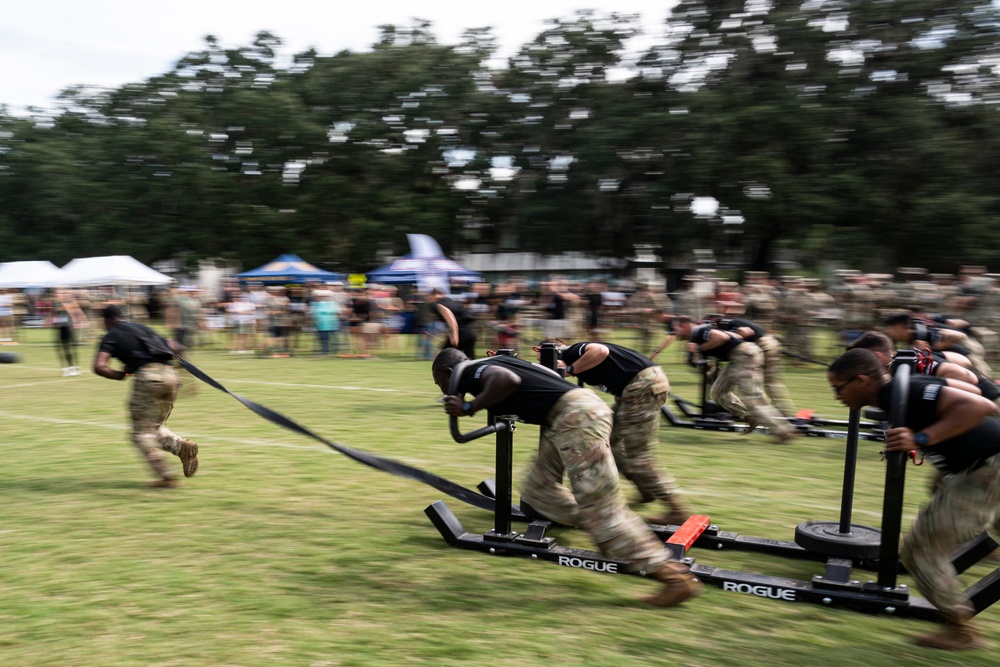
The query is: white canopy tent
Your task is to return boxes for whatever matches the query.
[60,255,174,287]
[0,260,68,288]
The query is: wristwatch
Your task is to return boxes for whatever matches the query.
[565,365,574,376]
[914,432,929,447]
[462,401,475,416]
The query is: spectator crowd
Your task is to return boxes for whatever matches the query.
[4,264,1000,370]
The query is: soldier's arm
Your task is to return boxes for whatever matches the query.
[435,303,460,347]
[935,362,980,387]
[650,334,675,359]
[886,386,998,452]
[695,329,728,352]
[941,350,973,369]
[942,377,983,396]
[93,350,126,381]
[567,344,609,375]
[449,365,521,416]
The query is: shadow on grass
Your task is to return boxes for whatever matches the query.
[0,476,167,494]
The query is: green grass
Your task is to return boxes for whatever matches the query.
[1,327,998,666]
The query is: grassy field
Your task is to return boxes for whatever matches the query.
[1,327,998,666]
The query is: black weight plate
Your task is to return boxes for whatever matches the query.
[794,520,882,560]
[0,352,21,363]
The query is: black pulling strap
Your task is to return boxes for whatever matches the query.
[779,349,831,367]
[173,354,498,512]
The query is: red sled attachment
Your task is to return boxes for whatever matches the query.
[664,515,710,560]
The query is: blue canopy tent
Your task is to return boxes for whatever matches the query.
[236,254,345,285]
[366,254,484,287]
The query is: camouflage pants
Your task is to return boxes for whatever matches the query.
[783,324,812,360]
[612,366,678,503]
[634,325,659,357]
[971,327,999,365]
[902,454,1000,623]
[756,335,797,417]
[128,363,184,479]
[710,344,793,437]
[963,338,994,380]
[521,388,669,574]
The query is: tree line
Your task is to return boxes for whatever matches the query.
[1,0,998,276]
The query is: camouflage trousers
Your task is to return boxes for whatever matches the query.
[971,327,999,365]
[128,363,185,480]
[634,324,660,357]
[963,338,994,380]
[902,454,1000,623]
[710,344,794,437]
[612,366,678,503]
[521,388,669,574]
[783,324,812,360]
[755,335,797,417]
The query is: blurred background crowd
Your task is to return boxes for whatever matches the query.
[4,264,1000,367]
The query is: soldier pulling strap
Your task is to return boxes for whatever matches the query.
[120,321,499,512]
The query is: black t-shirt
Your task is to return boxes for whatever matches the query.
[98,322,174,374]
[495,301,515,322]
[436,297,475,328]
[910,322,945,345]
[691,324,743,361]
[546,294,566,320]
[918,351,1000,402]
[722,318,766,343]
[976,375,1000,402]
[930,314,972,335]
[561,342,655,397]
[455,356,574,425]
[352,297,370,323]
[877,375,1000,473]
[585,293,602,326]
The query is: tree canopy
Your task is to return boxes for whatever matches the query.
[2,1,998,275]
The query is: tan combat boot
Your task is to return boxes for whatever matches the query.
[149,477,181,489]
[650,496,692,527]
[914,618,985,651]
[178,439,199,478]
[640,562,703,607]
[774,430,801,444]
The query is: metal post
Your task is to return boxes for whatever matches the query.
[493,415,516,537]
[539,342,562,376]
[838,408,861,534]
[699,360,709,417]
[877,365,909,588]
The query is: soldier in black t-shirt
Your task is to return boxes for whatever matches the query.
[94,306,199,488]
[429,289,477,358]
[669,316,797,442]
[555,340,694,525]
[716,317,796,418]
[848,331,999,406]
[849,331,1000,506]
[431,348,702,607]
[583,282,605,337]
[885,312,994,380]
[828,348,1000,650]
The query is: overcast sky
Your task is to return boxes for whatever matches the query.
[0,1,675,114]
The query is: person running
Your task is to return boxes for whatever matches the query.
[51,289,88,376]
[714,316,797,418]
[669,316,797,443]
[828,348,1000,650]
[93,305,199,488]
[547,339,694,525]
[0,287,17,343]
[429,288,477,359]
[432,348,702,607]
